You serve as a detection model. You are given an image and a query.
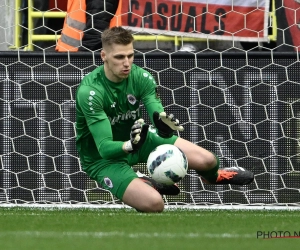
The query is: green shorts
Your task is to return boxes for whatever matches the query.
[83,127,178,200]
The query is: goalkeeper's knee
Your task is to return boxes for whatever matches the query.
[195,154,220,183]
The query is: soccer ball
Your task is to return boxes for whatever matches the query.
[146,144,188,185]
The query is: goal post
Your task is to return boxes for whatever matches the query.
[0,51,300,209]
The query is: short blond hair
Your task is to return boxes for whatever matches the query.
[101,26,134,48]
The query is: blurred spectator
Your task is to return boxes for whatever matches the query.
[80,0,119,51]
[56,0,119,52]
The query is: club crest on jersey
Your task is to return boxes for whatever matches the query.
[127,94,136,105]
[104,177,113,188]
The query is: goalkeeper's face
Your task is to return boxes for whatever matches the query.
[101,43,134,83]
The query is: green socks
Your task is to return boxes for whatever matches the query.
[196,154,220,183]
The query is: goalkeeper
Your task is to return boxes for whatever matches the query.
[76,26,254,212]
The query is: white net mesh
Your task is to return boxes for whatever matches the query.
[0,0,300,208]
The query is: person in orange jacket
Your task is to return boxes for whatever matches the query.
[56,0,119,52]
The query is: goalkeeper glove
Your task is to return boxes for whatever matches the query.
[153,111,184,138]
[123,119,149,153]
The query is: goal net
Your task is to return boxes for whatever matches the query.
[0,0,300,208]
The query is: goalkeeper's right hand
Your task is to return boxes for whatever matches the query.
[123,119,149,153]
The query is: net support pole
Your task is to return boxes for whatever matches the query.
[14,0,22,48]
[28,0,34,51]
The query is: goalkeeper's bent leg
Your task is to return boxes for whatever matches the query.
[195,153,220,183]
[197,154,254,185]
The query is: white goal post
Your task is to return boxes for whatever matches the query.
[0,0,300,210]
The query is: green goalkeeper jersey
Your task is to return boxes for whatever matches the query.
[76,64,164,167]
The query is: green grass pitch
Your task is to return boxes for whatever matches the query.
[0,207,299,250]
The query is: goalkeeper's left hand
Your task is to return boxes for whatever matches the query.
[123,119,149,153]
[153,112,184,138]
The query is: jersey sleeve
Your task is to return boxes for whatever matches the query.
[76,84,127,159]
[138,70,164,124]
[76,84,106,126]
[89,119,127,159]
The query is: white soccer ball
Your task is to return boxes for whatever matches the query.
[147,144,188,185]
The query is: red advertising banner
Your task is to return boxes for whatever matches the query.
[112,0,270,41]
[284,0,300,51]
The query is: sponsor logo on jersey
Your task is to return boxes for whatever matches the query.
[108,108,141,125]
[127,94,136,105]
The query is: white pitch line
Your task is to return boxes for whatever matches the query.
[0,231,254,239]
[1,203,300,210]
